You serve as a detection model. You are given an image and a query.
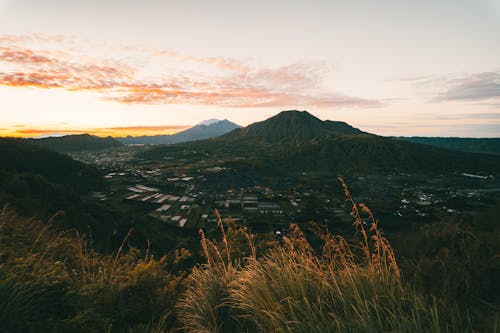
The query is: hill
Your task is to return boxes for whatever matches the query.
[119,119,241,145]
[223,110,362,143]
[29,133,124,152]
[0,138,102,191]
[0,138,148,250]
[140,110,500,176]
[393,137,500,155]
[0,138,107,229]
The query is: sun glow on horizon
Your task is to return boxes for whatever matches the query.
[0,125,190,138]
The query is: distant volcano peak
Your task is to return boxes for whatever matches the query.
[196,118,222,126]
[222,110,363,143]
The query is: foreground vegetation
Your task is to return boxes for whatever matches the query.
[177,180,495,333]
[0,179,498,332]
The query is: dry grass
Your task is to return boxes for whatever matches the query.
[0,206,182,333]
[1,175,492,332]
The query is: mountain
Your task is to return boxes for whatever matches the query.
[222,110,363,143]
[168,119,241,143]
[140,110,500,175]
[197,118,222,126]
[119,119,241,145]
[393,137,500,155]
[30,133,124,152]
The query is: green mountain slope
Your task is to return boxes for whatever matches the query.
[223,110,362,143]
[0,138,108,236]
[141,110,500,175]
[0,138,102,190]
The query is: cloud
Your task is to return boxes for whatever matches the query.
[0,48,55,64]
[0,34,382,109]
[407,71,500,103]
[11,128,80,135]
[417,112,500,121]
[437,71,500,102]
[0,34,68,45]
[0,45,135,90]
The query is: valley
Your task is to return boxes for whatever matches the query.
[1,110,499,332]
[2,2,499,330]
[67,111,500,245]
[73,144,500,235]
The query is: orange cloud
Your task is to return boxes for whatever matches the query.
[0,35,383,109]
[0,48,55,64]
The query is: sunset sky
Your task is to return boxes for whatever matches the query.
[1,0,499,138]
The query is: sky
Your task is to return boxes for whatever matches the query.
[0,0,499,137]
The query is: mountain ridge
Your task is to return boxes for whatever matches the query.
[221,110,363,143]
[393,136,500,155]
[140,110,500,175]
[119,119,241,145]
[0,138,102,191]
[29,133,124,152]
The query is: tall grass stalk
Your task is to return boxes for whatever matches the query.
[178,178,473,332]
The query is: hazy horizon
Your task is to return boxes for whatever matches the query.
[10,110,500,139]
[1,0,499,138]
